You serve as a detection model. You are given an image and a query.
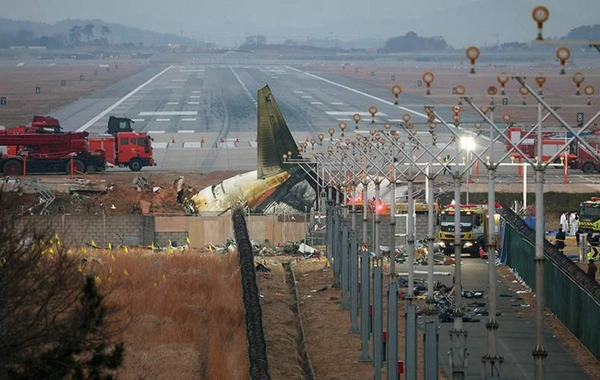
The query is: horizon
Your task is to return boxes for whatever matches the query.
[4,0,600,48]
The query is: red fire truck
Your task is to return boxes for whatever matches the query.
[0,115,155,175]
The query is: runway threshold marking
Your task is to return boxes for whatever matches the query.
[77,65,173,132]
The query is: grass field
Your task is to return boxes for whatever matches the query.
[0,63,147,128]
[87,249,248,379]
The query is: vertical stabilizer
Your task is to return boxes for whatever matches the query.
[256,85,300,178]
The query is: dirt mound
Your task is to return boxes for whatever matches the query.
[17,171,242,215]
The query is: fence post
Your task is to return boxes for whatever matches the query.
[580,233,588,263]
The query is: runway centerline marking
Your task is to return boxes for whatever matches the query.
[77,65,173,132]
[139,111,198,116]
[230,66,256,105]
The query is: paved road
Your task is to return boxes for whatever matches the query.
[395,258,591,379]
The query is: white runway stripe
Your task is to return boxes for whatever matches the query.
[131,119,145,122]
[139,111,197,116]
[167,102,179,105]
[156,118,171,121]
[148,130,165,134]
[178,130,195,133]
[181,118,197,121]
[325,111,388,116]
[77,66,173,132]
[187,102,200,105]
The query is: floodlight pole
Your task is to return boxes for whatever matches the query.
[483,108,503,377]
[429,109,470,379]
[387,156,399,380]
[450,141,467,380]
[424,165,439,380]
[533,101,547,380]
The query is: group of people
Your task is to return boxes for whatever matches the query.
[556,211,581,253]
[555,211,597,281]
[560,211,580,239]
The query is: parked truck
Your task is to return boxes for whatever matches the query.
[0,115,155,175]
[0,128,106,175]
[578,197,600,244]
[436,203,488,257]
[505,126,576,166]
[87,116,155,172]
[568,135,600,173]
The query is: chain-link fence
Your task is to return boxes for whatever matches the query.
[500,206,600,360]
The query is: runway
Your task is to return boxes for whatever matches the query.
[46,57,599,185]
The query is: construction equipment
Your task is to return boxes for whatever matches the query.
[436,203,488,257]
[578,197,600,244]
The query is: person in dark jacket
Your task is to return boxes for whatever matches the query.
[588,259,597,281]
[555,228,566,253]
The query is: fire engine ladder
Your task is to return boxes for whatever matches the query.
[22,178,55,214]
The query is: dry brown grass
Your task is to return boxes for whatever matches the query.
[82,248,248,380]
[0,63,147,127]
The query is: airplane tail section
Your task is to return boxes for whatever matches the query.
[257,85,300,178]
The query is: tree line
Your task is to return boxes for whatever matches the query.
[0,23,112,48]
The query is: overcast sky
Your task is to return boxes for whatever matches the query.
[4,0,599,47]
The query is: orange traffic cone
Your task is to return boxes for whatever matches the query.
[235,136,239,143]
[171,135,175,144]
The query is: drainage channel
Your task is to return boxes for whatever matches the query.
[282,262,316,380]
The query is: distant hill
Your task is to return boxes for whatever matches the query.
[565,25,600,40]
[315,0,600,48]
[0,18,202,48]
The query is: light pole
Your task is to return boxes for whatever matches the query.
[460,135,476,204]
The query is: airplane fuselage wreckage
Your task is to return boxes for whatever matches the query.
[191,85,319,215]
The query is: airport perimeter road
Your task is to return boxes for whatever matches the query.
[396,259,591,379]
